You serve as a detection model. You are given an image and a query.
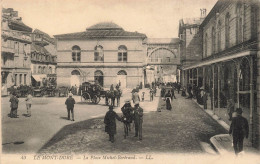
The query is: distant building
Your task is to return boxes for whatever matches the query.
[1,8,32,95]
[178,9,206,86]
[145,38,180,84]
[31,29,57,87]
[54,22,147,88]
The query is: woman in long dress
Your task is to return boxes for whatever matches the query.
[165,91,172,110]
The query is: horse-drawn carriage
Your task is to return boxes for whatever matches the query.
[80,82,122,105]
[81,82,104,104]
[45,85,57,97]
[32,87,45,97]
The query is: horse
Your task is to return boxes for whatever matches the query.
[105,89,122,106]
[121,106,133,139]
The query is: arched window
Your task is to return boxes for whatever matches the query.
[217,20,221,52]
[236,4,243,43]
[211,27,215,54]
[225,13,230,48]
[71,70,80,75]
[43,66,46,74]
[94,45,104,61]
[38,66,42,74]
[204,33,208,57]
[118,45,127,62]
[72,45,81,62]
[49,67,52,74]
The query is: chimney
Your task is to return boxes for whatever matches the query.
[200,8,207,18]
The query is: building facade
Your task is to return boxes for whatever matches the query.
[31,29,57,87]
[182,0,260,149]
[54,22,147,88]
[1,8,32,95]
[178,10,206,86]
[145,38,180,84]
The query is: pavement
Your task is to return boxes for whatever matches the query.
[193,99,260,156]
[38,90,227,154]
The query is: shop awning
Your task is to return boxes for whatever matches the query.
[32,74,47,82]
[183,50,256,70]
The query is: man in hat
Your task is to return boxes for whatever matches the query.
[133,102,143,140]
[104,105,122,143]
[229,108,249,155]
[121,99,134,138]
[132,89,140,104]
[9,92,19,118]
[65,93,76,121]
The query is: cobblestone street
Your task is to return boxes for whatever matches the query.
[39,93,227,154]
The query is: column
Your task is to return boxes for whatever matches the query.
[203,67,205,88]
[212,65,215,114]
[217,64,220,118]
[237,62,240,108]
[249,57,254,144]
[197,68,199,86]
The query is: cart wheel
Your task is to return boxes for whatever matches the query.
[96,96,101,104]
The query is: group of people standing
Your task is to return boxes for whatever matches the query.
[9,92,32,118]
[104,101,143,143]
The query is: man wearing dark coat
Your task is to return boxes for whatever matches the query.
[133,102,143,140]
[229,108,249,155]
[104,105,122,143]
[171,87,176,100]
[165,90,172,110]
[9,92,19,118]
[65,93,76,121]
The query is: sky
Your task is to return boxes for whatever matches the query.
[2,0,217,38]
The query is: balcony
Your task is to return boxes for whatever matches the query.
[1,46,15,54]
[2,30,32,43]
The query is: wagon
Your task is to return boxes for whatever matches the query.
[81,82,104,104]
[45,85,57,97]
[32,87,45,97]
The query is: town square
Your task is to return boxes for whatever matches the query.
[1,0,260,163]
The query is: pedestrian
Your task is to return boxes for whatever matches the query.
[186,84,193,99]
[132,89,140,104]
[171,87,176,100]
[65,93,76,121]
[227,98,235,121]
[142,92,145,101]
[25,92,33,117]
[104,105,122,143]
[165,90,172,110]
[150,88,154,101]
[133,102,143,140]
[229,108,249,155]
[177,83,181,94]
[110,84,114,91]
[201,88,208,109]
[181,87,186,97]
[9,92,19,118]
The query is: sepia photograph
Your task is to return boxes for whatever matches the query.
[1,0,260,163]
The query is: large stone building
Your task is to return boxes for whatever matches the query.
[54,22,147,88]
[182,0,260,150]
[31,29,57,87]
[145,38,180,84]
[1,8,32,95]
[178,9,206,86]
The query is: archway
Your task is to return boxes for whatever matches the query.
[94,70,103,86]
[71,70,81,87]
[117,70,127,88]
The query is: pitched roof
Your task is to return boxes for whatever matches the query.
[33,29,55,44]
[54,22,146,39]
[8,18,32,32]
[31,44,49,54]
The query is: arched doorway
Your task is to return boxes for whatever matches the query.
[71,70,81,87]
[117,70,127,88]
[94,70,103,86]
